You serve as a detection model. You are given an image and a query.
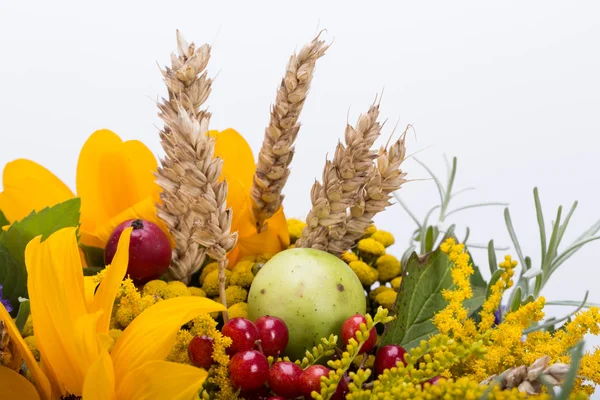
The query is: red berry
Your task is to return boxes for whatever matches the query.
[222,317,260,355]
[255,316,289,357]
[267,397,285,400]
[268,361,302,398]
[187,335,214,369]
[374,344,408,376]
[299,365,331,398]
[332,377,349,400]
[229,350,269,391]
[239,386,270,400]
[341,314,377,354]
[104,219,171,284]
[428,376,442,385]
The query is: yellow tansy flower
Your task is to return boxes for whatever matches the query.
[199,262,219,285]
[161,281,191,299]
[287,218,306,244]
[189,287,207,297]
[228,302,249,319]
[341,251,359,263]
[348,260,379,287]
[375,254,401,282]
[390,276,402,291]
[142,280,167,298]
[375,290,398,310]
[225,285,248,306]
[202,269,232,297]
[371,230,395,247]
[357,238,386,257]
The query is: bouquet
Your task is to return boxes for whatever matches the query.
[0,30,599,400]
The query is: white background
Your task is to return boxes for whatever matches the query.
[1,0,600,385]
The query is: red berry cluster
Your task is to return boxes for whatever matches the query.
[188,313,439,399]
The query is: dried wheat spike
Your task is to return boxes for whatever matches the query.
[250,35,329,231]
[296,104,383,252]
[480,356,570,394]
[155,31,237,289]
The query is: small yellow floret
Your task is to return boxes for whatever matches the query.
[225,285,248,306]
[230,261,255,288]
[21,315,33,337]
[161,281,191,299]
[107,329,122,352]
[202,269,232,297]
[371,230,395,247]
[142,280,167,297]
[349,260,379,287]
[23,336,39,361]
[357,238,386,257]
[341,251,359,263]
[166,329,194,365]
[364,224,377,236]
[376,254,401,282]
[199,262,219,285]
[228,302,249,319]
[375,290,397,309]
[369,286,395,302]
[287,218,307,244]
[390,276,402,291]
[189,287,206,297]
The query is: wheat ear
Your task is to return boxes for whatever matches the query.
[296,104,383,251]
[155,31,237,304]
[250,35,328,230]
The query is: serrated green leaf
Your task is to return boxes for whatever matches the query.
[380,249,453,351]
[0,243,26,317]
[0,199,80,316]
[0,209,9,227]
[15,299,30,333]
[0,198,80,265]
[80,244,105,267]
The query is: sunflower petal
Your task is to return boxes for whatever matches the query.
[76,130,160,247]
[82,351,115,400]
[90,227,132,332]
[116,361,207,400]
[0,159,74,223]
[0,366,41,400]
[111,296,225,380]
[92,197,174,248]
[0,305,51,400]
[25,228,88,395]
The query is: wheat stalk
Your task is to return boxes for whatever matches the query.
[155,30,237,311]
[296,104,383,252]
[250,35,329,231]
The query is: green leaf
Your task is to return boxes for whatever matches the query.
[0,198,81,264]
[0,209,9,227]
[510,287,522,312]
[556,341,585,400]
[464,286,486,316]
[80,244,106,267]
[533,188,547,268]
[15,300,30,333]
[488,240,498,275]
[0,199,80,315]
[0,243,25,317]
[486,269,504,299]
[425,226,435,253]
[380,248,453,351]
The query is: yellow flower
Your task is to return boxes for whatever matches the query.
[189,287,207,297]
[369,286,394,302]
[341,251,359,263]
[348,260,379,287]
[374,290,397,309]
[371,230,395,247]
[478,255,516,333]
[202,269,232,297]
[199,262,219,285]
[209,129,289,265]
[287,218,306,244]
[363,224,377,237]
[225,285,248,306]
[230,260,255,288]
[375,254,401,282]
[23,336,39,361]
[390,276,402,291]
[0,130,171,248]
[0,226,225,399]
[142,280,167,297]
[161,281,191,299]
[228,302,249,319]
[357,238,386,257]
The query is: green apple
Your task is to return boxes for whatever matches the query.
[247,247,366,359]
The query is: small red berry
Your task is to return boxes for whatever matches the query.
[267,397,285,400]
[255,316,289,357]
[104,219,171,284]
[341,314,377,354]
[267,361,302,398]
[187,335,214,369]
[238,386,270,400]
[374,344,408,376]
[299,365,330,398]
[222,317,260,356]
[332,377,349,400]
[229,350,269,391]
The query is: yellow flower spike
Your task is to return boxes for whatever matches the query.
[0,366,41,400]
[82,351,115,400]
[0,159,75,223]
[116,360,208,400]
[111,296,226,384]
[91,227,132,332]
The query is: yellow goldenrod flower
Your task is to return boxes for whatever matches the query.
[348,260,379,287]
[286,218,306,244]
[375,254,401,282]
[357,238,386,257]
[390,276,402,291]
[371,230,395,247]
[166,329,195,365]
[0,130,170,248]
[227,302,249,319]
[23,336,39,362]
[0,226,225,399]
[478,255,516,332]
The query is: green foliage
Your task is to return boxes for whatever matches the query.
[0,209,9,227]
[15,299,30,333]
[80,244,106,268]
[0,198,80,315]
